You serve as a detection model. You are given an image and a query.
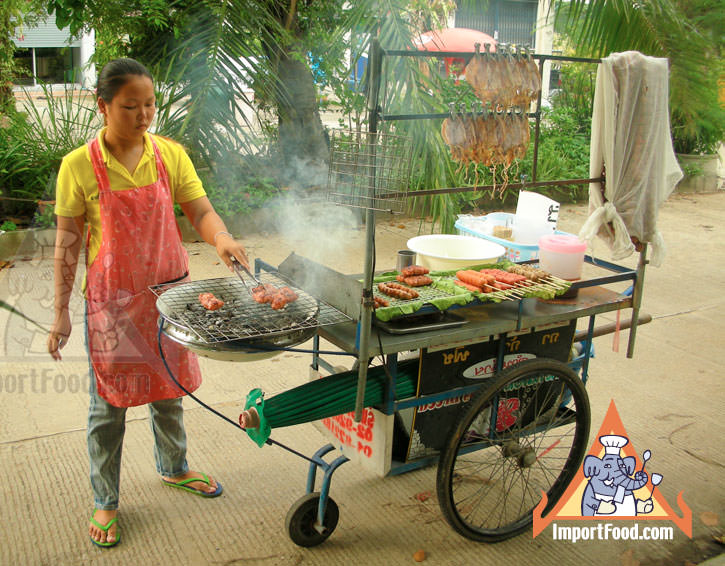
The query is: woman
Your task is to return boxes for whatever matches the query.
[47,58,248,548]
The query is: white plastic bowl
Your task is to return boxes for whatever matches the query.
[406,234,506,271]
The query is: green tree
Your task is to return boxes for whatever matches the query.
[0,0,45,113]
[46,0,352,181]
[45,0,463,194]
[553,0,725,154]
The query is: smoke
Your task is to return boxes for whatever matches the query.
[283,154,329,192]
[267,192,362,272]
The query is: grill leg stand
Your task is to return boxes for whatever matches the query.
[305,444,349,533]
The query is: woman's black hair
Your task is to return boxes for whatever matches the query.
[96,58,153,103]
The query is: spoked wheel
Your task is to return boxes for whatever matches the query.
[436,358,590,542]
[285,492,339,547]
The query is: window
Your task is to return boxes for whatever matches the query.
[13,47,75,85]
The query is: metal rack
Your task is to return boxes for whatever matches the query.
[326,129,413,213]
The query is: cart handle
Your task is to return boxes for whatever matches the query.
[573,312,651,343]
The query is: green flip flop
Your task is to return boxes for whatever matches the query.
[162,472,223,498]
[89,514,120,548]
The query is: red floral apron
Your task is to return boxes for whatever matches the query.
[86,135,201,407]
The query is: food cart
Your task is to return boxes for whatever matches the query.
[152,43,668,547]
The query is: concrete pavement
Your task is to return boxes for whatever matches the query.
[0,192,723,565]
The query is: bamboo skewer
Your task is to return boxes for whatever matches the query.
[492,285,527,298]
[545,275,571,288]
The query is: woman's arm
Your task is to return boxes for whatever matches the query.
[48,214,85,360]
[179,196,250,270]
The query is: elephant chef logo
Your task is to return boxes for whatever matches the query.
[532,399,692,537]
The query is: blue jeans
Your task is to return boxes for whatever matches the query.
[86,310,189,510]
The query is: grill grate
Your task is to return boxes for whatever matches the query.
[150,272,351,344]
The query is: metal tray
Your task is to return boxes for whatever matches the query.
[373,310,468,334]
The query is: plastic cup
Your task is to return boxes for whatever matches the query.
[538,235,586,279]
[538,234,587,298]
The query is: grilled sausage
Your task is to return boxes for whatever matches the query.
[373,296,390,308]
[480,268,528,286]
[456,270,493,289]
[401,265,429,277]
[278,286,298,302]
[199,292,225,310]
[387,282,420,298]
[454,279,486,293]
[377,282,419,300]
[507,264,548,282]
[270,294,287,310]
[252,284,298,308]
[401,275,433,287]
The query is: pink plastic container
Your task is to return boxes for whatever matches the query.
[538,234,587,280]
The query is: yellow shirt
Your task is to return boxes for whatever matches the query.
[55,128,206,265]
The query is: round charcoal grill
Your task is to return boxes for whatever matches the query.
[152,274,349,362]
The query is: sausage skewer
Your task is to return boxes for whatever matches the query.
[396,274,433,287]
[377,282,419,300]
[401,265,430,277]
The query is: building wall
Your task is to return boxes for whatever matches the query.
[12,12,95,87]
[455,0,539,47]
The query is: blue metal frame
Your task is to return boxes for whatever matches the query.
[304,444,350,530]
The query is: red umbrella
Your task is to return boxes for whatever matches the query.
[413,28,497,77]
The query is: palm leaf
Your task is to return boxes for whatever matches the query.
[553,0,722,149]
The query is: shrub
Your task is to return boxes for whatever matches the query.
[1,83,101,220]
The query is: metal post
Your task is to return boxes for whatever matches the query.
[626,244,648,358]
[353,39,383,422]
[532,57,545,182]
[32,48,37,87]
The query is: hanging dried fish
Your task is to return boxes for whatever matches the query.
[441,111,469,164]
[465,43,501,105]
[528,55,542,103]
[465,44,542,110]
[441,110,531,169]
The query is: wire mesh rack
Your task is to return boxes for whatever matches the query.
[374,282,455,307]
[326,129,413,213]
[150,272,352,344]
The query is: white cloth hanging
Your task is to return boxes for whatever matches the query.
[579,51,682,267]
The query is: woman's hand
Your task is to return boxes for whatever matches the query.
[215,233,250,272]
[48,309,72,361]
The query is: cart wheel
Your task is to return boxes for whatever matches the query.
[285,492,339,547]
[436,358,590,543]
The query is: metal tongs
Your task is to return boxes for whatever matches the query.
[231,257,262,294]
